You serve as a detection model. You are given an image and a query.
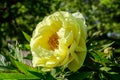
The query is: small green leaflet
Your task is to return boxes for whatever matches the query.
[22,31,31,42]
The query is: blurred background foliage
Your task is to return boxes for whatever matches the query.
[0,0,120,80]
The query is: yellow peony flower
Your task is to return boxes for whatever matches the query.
[30,11,87,72]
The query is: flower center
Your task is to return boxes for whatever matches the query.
[48,33,59,51]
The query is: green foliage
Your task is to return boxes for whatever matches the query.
[0,0,120,80]
[22,31,31,42]
[0,59,43,79]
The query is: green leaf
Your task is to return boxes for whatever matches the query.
[8,43,24,63]
[0,58,44,79]
[68,72,91,80]
[100,41,115,51]
[103,72,120,80]
[0,73,40,79]
[0,66,14,71]
[44,72,56,80]
[10,58,38,74]
[22,31,31,42]
[10,58,42,74]
[0,54,8,66]
[100,67,111,72]
[90,51,110,65]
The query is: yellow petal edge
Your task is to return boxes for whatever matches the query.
[30,11,87,72]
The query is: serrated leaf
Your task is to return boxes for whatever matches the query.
[22,31,31,42]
